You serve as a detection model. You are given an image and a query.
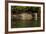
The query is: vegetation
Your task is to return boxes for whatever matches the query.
[11,6,40,14]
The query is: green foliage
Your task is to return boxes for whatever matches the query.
[30,7,40,13]
[11,6,40,14]
[11,6,30,12]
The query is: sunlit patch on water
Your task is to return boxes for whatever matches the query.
[11,13,33,21]
[18,13,33,20]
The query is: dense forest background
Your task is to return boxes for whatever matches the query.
[11,6,41,28]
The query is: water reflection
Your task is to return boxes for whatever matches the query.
[11,20,33,28]
[11,13,40,28]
